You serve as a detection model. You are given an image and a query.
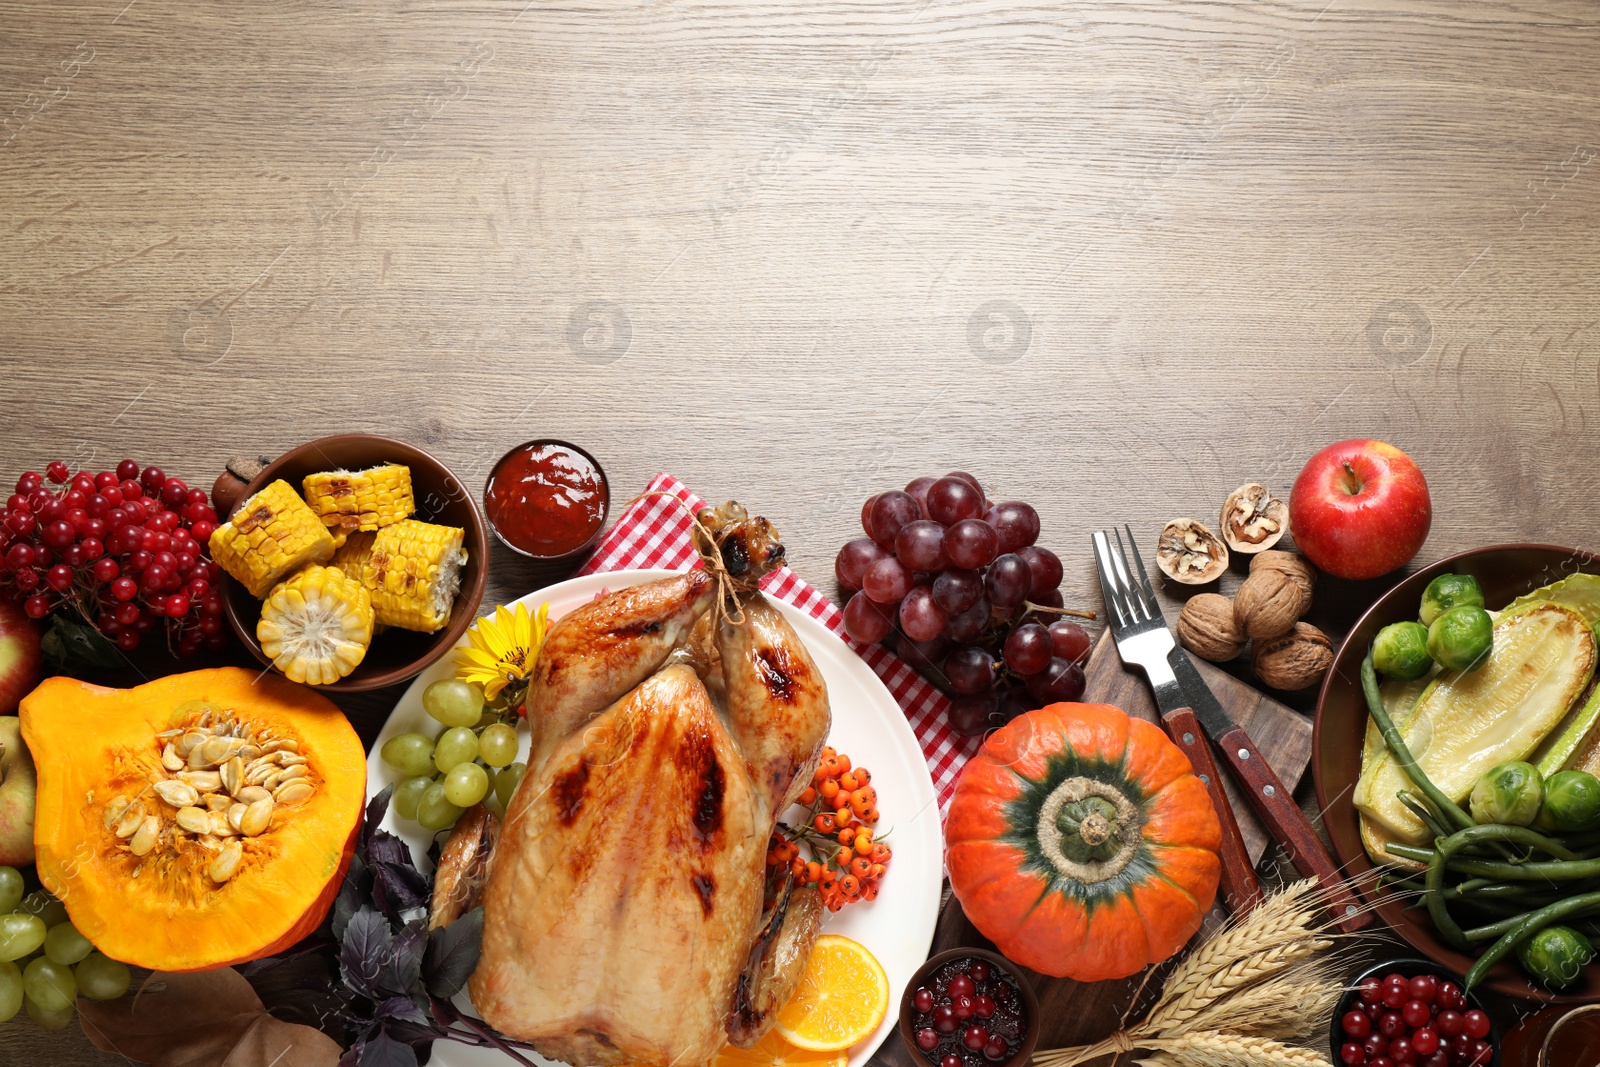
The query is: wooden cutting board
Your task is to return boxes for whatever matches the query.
[871,632,1314,1067]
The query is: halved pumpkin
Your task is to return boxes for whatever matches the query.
[20,667,365,971]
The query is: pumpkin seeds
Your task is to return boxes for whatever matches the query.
[241,798,273,836]
[103,797,132,830]
[129,816,160,856]
[220,756,244,796]
[274,781,314,804]
[200,737,234,766]
[153,780,201,809]
[115,802,146,838]
[210,839,242,882]
[118,703,311,865]
[178,770,223,792]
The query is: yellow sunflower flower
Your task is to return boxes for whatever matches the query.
[455,601,549,704]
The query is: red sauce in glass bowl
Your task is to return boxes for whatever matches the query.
[484,441,609,559]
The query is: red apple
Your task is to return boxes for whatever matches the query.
[0,600,41,715]
[1289,439,1432,580]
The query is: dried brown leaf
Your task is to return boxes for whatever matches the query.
[76,966,342,1067]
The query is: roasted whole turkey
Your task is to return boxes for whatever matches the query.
[433,503,832,1066]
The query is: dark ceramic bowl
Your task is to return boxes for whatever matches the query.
[219,434,489,692]
[1313,544,1600,1002]
[1329,959,1500,1066]
[482,438,610,562]
[897,948,1039,1067]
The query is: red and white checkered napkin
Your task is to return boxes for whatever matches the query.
[578,473,980,816]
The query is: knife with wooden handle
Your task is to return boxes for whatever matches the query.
[1168,646,1372,933]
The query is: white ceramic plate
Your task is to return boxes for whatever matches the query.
[368,569,943,1067]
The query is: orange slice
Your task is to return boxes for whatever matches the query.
[713,1029,851,1067]
[773,934,890,1052]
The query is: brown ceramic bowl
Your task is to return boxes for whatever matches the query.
[219,434,489,692]
[1313,543,1600,1002]
[897,948,1039,1067]
[1329,959,1500,1066]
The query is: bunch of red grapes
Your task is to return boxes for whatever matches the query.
[1,460,228,656]
[837,472,1092,736]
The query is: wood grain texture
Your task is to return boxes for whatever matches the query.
[3,0,1599,1059]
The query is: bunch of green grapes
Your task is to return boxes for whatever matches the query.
[380,679,528,833]
[0,868,131,1027]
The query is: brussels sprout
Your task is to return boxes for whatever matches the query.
[1469,761,1544,826]
[1537,769,1600,832]
[1420,573,1486,627]
[1517,925,1595,989]
[1427,605,1494,671]
[1373,621,1432,680]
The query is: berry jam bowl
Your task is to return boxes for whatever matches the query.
[1330,959,1500,1067]
[898,948,1039,1067]
[483,439,609,563]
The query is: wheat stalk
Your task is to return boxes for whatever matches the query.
[1030,880,1348,1067]
[1141,1032,1333,1066]
[1150,881,1323,1024]
[1171,964,1344,1040]
[1148,937,1331,1032]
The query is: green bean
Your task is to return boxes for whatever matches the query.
[1426,830,1472,949]
[1362,653,1476,831]
[1464,899,1600,943]
[1399,791,1455,842]
[1465,890,1600,990]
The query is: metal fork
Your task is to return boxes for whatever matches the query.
[1092,527,1263,917]
[1093,526,1372,932]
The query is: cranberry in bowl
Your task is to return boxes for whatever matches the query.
[899,948,1039,1067]
[1331,959,1499,1067]
[484,440,609,562]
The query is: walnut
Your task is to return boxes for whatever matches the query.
[1155,519,1229,584]
[1176,593,1247,662]
[1220,483,1287,554]
[1249,549,1316,599]
[1252,622,1333,690]
[1233,566,1313,640]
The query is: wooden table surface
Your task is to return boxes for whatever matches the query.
[4,0,1600,1060]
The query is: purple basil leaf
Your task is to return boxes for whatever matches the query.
[422,907,483,999]
[374,861,431,913]
[361,785,395,859]
[333,854,371,942]
[385,1016,439,1048]
[367,828,414,871]
[380,919,428,995]
[374,994,429,1026]
[341,906,392,1000]
[339,1035,366,1067]
[359,1029,419,1067]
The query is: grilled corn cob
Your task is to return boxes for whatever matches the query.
[352,519,466,632]
[257,566,375,685]
[209,480,336,598]
[303,464,414,536]
[331,530,376,574]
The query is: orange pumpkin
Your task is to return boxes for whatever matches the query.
[946,702,1222,981]
[20,667,365,972]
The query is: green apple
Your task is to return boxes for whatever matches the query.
[0,718,35,867]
